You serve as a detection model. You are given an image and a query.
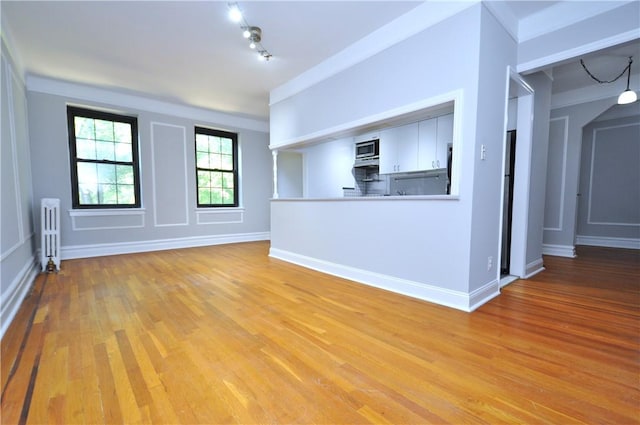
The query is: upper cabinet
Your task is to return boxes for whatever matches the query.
[379,123,419,174]
[418,118,437,170]
[418,113,453,170]
[380,113,453,174]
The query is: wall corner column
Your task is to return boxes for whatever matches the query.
[272,149,279,199]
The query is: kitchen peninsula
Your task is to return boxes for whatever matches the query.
[267,96,497,313]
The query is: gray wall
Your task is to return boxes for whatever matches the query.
[1,39,38,338]
[577,113,640,245]
[544,98,615,255]
[27,82,272,259]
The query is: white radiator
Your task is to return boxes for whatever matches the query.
[41,198,61,271]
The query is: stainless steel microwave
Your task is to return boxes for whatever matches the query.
[355,139,379,159]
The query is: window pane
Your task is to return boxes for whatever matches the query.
[96,141,115,161]
[197,170,210,188]
[222,188,234,204]
[209,136,221,153]
[198,188,211,205]
[76,138,96,160]
[220,138,233,154]
[115,142,132,162]
[196,134,209,152]
[97,163,116,183]
[75,117,95,139]
[77,162,97,184]
[99,184,118,204]
[222,172,234,188]
[211,189,222,204]
[220,154,233,170]
[114,122,132,143]
[117,185,135,204]
[78,184,98,204]
[209,153,221,170]
[95,119,114,141]
[116,165,134,185]
[211,171,222,188]
[196,152,209,169]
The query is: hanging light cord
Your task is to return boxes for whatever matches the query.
[580,56,632,84]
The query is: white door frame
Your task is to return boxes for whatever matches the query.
[500,68,535,280]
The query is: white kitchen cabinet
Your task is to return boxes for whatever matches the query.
[418,118,437,170]
[418,113,453,170]
[379,123,419,174]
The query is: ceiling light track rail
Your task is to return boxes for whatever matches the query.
[227,2,273,62]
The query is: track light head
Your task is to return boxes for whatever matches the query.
[227,3,242,23]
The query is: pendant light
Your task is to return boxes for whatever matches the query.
[617,57,637,104]
[580,56,637,105]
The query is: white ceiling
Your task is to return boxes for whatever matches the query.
[2,1,638,120]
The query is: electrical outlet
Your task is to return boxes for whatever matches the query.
[480,144,487,160]
[487,256,493,271]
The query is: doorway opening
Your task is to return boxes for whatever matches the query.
[501,130,516,276]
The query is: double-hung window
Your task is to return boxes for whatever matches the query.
[67,106,141,208]
[195,127,238,207]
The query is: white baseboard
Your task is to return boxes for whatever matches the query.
[524,257,545,279]
[469,279,501,312]
[269,248,499,312]
[576,235,640,250]
[62,232,270,259]
[1,256,39,340]
[542,244,576,258]
[500,275,519,288]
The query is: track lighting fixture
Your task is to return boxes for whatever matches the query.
[227,2,273,62]
[580,56,637,105]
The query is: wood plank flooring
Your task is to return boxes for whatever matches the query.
[1,242,638,424]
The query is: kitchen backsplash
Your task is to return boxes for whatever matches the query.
[389,169,447,196]
[345,167,447,197]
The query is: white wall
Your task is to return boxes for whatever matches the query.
[269,4,522,310]
[27,79,272,259]
[1,38,38,339]
[270,7,482,151]
[276,151,303,198]
[271,198,479,310]
[467,5,517,291]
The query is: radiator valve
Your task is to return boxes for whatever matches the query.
[46,256,56,273]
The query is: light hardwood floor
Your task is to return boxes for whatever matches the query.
[2,242,638,424]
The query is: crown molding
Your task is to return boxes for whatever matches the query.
[518,0,635,42]
[26,75,269,133]
[517,29,639,74]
